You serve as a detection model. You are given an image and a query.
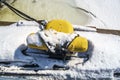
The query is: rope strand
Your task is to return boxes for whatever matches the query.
[0,0,40,24]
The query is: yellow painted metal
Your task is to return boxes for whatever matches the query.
[67,36,88,52]
[45,20,74,33]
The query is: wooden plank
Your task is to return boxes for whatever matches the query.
[97,28,120,36]
[86,26,120,35]
[0,21,15,26]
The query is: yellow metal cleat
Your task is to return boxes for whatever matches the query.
[67,36,88,52]
[45,20,74,33]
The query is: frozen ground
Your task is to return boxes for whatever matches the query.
[0,0,120,79]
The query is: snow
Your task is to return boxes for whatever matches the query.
[75,0,120,29]
[0,21,120,79]
[76,31,120,69]
[0,22,40,60]
[0,0,120,79]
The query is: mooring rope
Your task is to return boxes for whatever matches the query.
[0,0,40,24]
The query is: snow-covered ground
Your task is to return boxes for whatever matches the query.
[0,0,120,79]
[0,21,120,79]
[76,0,120,29]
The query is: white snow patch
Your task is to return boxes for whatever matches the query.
[0,22,120,70]
[0,23,40,60]
[75,0,120,29]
